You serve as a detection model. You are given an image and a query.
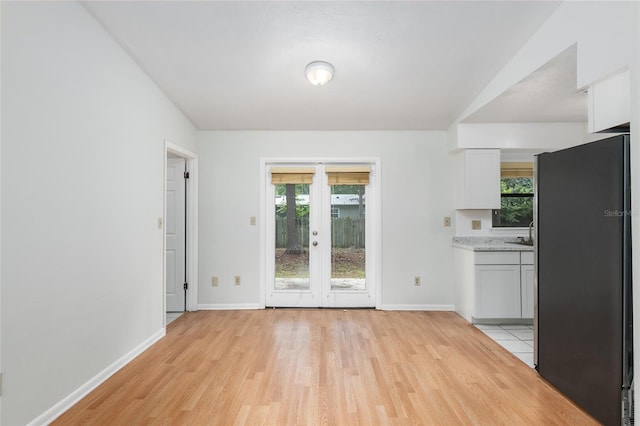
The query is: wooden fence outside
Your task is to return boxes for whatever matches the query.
[275,217,365,248]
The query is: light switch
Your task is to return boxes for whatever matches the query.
[157,217,163,229]
[471,220,482,230]
[250,216,256,226]
[443,217,451,227]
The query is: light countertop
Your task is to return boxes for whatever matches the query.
[452,237,534,252]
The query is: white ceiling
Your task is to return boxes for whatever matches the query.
[83,1,562,131]
[462,46,587,123]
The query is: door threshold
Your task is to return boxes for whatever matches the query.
[266,306,375,310]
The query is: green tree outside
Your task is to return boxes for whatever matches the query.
[496,177,534,226]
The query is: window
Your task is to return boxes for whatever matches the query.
[492,163,534,228]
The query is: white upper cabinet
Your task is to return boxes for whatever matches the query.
[456,149,500,209]
[587,70,630,133]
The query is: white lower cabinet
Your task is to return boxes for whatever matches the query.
[521,264,535,319]
[454,250,534,322]
[475,265,522,318]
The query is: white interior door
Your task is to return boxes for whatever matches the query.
[266,163,376,308]
[166,156,186,312]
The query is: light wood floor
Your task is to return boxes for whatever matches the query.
[54,310,597,425]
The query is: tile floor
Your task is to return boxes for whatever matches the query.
[166,312,184,326]
[474,324,535,368]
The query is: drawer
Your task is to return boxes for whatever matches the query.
[474,251,520,265]
[521,252,534,265]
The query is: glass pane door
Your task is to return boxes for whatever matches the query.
[330,185,366,291]
[321,166,374,308]
[274,183,310,290]
[266,165,320,308]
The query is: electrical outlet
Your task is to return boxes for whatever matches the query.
[211,276,218,287]
[443,217,451,227]
[414,276,421,286]
[471,220,482,230]
[234,275,241,286]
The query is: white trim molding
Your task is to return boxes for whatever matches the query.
[164,140,199,315]
[198,304,263,310]
[378,304,456,311]
[28,329,165,426]
[259,157,382,309]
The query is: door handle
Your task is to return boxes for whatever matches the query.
[312,241,318,246]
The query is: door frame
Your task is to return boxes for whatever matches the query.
[164,140,199,324]
[259,157,382,308]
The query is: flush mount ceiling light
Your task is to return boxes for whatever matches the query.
[305,61,334,86]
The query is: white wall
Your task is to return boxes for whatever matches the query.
[1,2,196,424]
[453,123,590,151]
[197,131,456,309]
[454,210,495,237]
[0,2,3,422]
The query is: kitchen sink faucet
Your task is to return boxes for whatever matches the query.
[529,221,534,244]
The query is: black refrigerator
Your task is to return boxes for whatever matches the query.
[535,134,633,425]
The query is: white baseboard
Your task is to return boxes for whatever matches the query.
[28,329,166,426]
[198,303,262,310]
[378,304,455,311]
[197,304,454,311]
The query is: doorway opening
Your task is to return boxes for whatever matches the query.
[261,160,381,308]
[164,141,198,326]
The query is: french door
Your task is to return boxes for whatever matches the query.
[265,162,376,308]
